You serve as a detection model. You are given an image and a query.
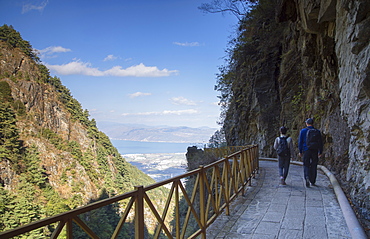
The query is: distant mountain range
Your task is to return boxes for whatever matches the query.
[97,121,217,143]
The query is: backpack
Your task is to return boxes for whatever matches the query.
[306,128,321,150]
[277,137,290,157]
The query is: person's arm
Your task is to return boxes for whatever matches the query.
[298,128,307,157]
[289,137,295,159]
[298,129,304,154]
[273,137,279,150]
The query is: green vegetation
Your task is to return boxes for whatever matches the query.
[207,129,227,148]
[0,101,24,171]
[46,75,94,125]
[0,25,40,62]
[211,0,295,147]
[0,184,48,239]
[0,24,166,238]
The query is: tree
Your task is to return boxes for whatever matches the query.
[0,24,40,62]
[0,102,23,168]
[198,0,257,20]
[1,183,47,238]
[73,189,127,238]
[208,129,227,148]
[0,81,13,103]
[23,145,47,188]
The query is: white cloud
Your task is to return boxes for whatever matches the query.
[22,0,49,13]
[46,61,104,76]
[46,61,178,77]
[122,109,198,116]
[162,109,198,115]
[104,63,178,77]
[103,54,118,61]
[173,42,200,47]
[37,46,71,57]
[170,96,196,106]
[128,92,152,98]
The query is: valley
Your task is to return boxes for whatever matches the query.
[123,153,188,183]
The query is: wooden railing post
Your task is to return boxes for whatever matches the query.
[199,165,206,239]
[241,150,247,193]
[66,218,72,239]
[175,181,180,239]
[246,149,252,186]
[224,157,230,216]
[134,186,145,239]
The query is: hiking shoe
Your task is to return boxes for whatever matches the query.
[311,182,316,186]
[280,177,286,185]
[305,179,310,187]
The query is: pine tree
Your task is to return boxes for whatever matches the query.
[0,102,23,170]
[0,24,40,62]
[23,145,47,188]
[1,183,48,238]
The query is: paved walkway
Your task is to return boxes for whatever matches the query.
[206,160,351,239]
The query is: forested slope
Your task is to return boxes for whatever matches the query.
[0,25,167,237]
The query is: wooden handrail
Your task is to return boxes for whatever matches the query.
[0,145,259,239]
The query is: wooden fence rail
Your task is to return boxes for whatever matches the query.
[0,145,259,239]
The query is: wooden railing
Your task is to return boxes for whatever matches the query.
[0,145,259,239]
[204,146,246,159]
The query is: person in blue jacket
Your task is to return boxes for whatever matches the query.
[298,118,323,187]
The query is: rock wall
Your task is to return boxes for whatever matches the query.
[222,0,369,226]
[335,0,370,220]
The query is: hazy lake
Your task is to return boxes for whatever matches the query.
[111,140,203,182]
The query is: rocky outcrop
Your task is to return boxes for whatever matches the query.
[222,0,369,227]
[334,0,370,223]
[285,0,370,224]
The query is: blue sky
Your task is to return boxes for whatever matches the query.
[1,0,238,128]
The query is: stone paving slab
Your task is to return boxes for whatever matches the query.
[205,160,351,239]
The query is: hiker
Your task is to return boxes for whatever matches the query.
[298,118,323,187]
[274,126,295,185]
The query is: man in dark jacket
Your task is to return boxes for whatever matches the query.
[298,118,323,187]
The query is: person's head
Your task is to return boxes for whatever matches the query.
[306,118,314,126]
[280,126,287,135]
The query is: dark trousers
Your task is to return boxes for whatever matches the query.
[278,156,290,180]
[303,149,319,184]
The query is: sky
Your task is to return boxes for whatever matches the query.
[1,0,239,129]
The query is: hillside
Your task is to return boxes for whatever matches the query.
[0,25,168,237]
[215,0,369,228]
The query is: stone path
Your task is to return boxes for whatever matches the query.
[206,160,351,239]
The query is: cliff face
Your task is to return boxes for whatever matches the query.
[221,0,369,224]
